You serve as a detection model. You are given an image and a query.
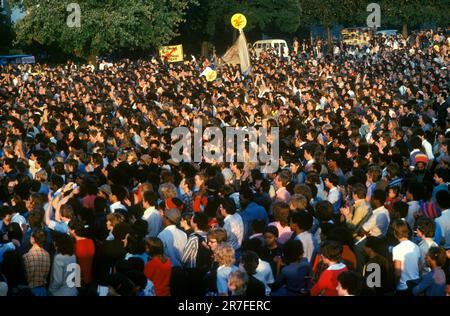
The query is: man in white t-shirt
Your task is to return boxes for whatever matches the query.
[219,198,244,251]
[392,220,421,293]
[290,211,317,263]
[141,191,162,238]
[240,251,274,296]
[254,258,275,295]
[157,208,187,268]
[360,190,390,237]
[416,217,438,274]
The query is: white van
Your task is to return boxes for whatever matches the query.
[253,39,289,58]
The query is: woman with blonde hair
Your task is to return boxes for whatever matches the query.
[35,169,50,195]
[158,183,178,201]
[106,213,125,241]
[213,243,238,296]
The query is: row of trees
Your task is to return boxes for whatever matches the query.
[4,0,449,60]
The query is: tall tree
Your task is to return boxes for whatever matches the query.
[10,0,196,60]
[0,6,13,53]
[380,0,448,38]
[181,0,229,56]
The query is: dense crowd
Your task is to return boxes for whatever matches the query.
[0,28,449,296]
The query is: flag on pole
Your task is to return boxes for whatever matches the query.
[221,31,251,74]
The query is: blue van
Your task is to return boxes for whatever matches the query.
[0,54,36,66]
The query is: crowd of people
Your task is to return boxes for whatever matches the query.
[0,28,449,296]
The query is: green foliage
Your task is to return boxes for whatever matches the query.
[11,0,195,59]
[0,6,13,52]
[380,0,448,27]
[299,0,365,28]
[235,0,302,34]
[184,0,302,40]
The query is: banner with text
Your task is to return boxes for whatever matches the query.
[159,45,184,62]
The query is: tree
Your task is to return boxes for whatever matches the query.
[300,0,364,52]
[10,0,196,60]
[0,6,13,53]
[236,0,302,35]
[380,0,448,38]
[180,0,229,56]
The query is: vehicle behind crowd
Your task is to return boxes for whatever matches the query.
[253,39,289,58]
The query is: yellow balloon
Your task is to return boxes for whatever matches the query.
[231,13,247,30]
[206,70,217,82]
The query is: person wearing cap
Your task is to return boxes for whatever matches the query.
[157,208,187,268]
[98,184,112,200]
[409,135,429,170]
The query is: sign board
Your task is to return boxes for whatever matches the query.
[159,45,184,62]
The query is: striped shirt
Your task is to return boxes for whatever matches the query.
[182,231,207,269]
[419,201,441,219]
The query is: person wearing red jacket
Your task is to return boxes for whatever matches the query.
[311,240,348,296]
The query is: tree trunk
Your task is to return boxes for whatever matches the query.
[327,26,333,54]
[402,23,408,39]
[88,52,97,64]
[201,40,209,58]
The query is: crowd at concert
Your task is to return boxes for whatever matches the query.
[0,28,449,296]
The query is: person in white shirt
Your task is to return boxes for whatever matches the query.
[254,258,275,295]
[360,190,390,237]
[417,131,435,160]
[324,174,341,215]
[392,220,421,293]
[157,208,187,268]
[290,211,317,263]
[303,146,316,172]
[141,191,162,238]
[435,191,450,241]
[405,183,422,229]
[219,198,244,251]
[109,185,128,213]
[240,250,274,296]
[416,217,438,274]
